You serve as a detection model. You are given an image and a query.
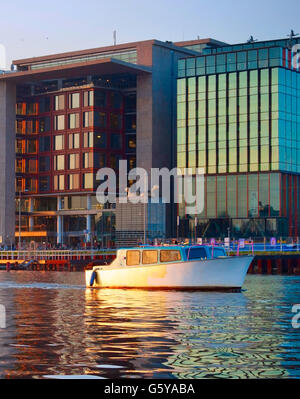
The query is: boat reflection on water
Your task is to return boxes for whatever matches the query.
[83,285,292,379]
[0,273,299,378]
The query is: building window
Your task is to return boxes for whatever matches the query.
[94,91,106,107]
[126,135,136,152]
[39,156,50,172]
[94,111,106,128]
[68,174,80,190]
[54,154,65,170]
[39,176,50,192]
[111,92,122,109]
[16,177,23,192]
[54,175,65,191]
[94,153,106,168]
[25,178,37,192]
[83,91,94,107]
[128,156,136,170]
[83,111,94,127]
[68,153,80,170]
[83,131,94,148]
[83,152,93,168]
[39,136,51,152]
[68,113,80,129]
[39,116,50,132]
[16,139,24,154]
[26,102,38,115]
[68,133,80,149]
[54,114,65,130]
[110,113,121,130]
[54,135,64,150]
[16,159,23,173]
[69,93,80,109]
[83,173,93,189]
[110,133,122,149]
[94,132,106,148]
[54,95,65,111]
[125,114,136,131]
[26,159,37,173]
[110,154,120,170]
[27,139,37,153]
[26,120,38,134]
[39,97,51,113]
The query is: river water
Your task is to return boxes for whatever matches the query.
[0,272,299,379]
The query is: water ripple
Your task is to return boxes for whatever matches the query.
[0,273,299,378]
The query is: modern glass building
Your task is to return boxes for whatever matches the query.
[177,37,300,238]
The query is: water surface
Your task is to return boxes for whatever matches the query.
[0,271,299,379]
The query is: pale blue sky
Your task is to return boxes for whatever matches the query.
[1,0,300,67]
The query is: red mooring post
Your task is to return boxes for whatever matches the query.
[288,259,293,275]
[267,259,272,275]
[6,262,10,272]
[296,258,300,275]
[257,259,263,274]
[276,258,283,274]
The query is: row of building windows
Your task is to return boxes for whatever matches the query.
[16,113,136,135]
[16,90,123,115]
[178,47,284,77]
[17,173,94,192]
[177,67,300,174]
[28,49,137,70]
[53,153,100,171]
[38,132,124,151]
[178,172,281,219]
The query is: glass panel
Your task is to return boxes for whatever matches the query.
[126,250,140,266]
[142,250,158,264]
[160,250,181,262]
[237,175,247,217]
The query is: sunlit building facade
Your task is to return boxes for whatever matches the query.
[1,38,226,246]
[177,37,300,238]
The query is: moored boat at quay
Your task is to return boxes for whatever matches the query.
[85,245,254,291]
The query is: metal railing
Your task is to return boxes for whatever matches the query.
[0,249,116,262]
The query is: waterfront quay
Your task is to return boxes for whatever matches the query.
[0,250,115,271]
[1,244,300,274]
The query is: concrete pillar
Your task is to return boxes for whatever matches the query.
[57,196,63,244]
[29,198,34,232]
[86,195,92,242]
[0,80,16,246]
[136,74,153,175]
[86,215,92,243]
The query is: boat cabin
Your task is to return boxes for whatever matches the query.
[108,246,227,268]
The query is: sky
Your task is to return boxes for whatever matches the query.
[1,0,300,68]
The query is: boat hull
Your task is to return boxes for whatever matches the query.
[85,256,254,290]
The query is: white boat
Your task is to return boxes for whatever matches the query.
[85,245,254,291]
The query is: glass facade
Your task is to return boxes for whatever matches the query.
[177,41,300,238]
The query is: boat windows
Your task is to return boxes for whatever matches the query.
[185,247,207,260]
[142,250,158,265]
[211,248,226,258]
[126,250,140,266]
[160,250,181,263]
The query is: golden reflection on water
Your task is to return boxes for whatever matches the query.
[0,272,299,378]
